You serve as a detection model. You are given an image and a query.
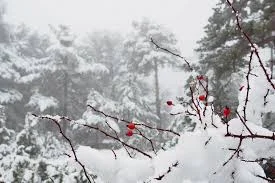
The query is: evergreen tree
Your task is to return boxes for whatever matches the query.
[73,31,121,147]
[123,18,181,128]
[196,0,275,114]
[36,25,102,134]
[78,31,122,97]
[0,112,93,182]
[78,30,161,150]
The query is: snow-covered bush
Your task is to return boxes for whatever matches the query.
[0,113,96,183]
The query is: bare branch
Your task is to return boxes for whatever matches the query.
[150,38,193,71]
[32,114,94,183]
[88,104,180,136]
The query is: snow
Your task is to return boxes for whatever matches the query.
[71,146,155,183]
[71,111,274,183]
[82,110,105,125]
[77,60,109,75]
[170,104,185,115]
[64,67,275,182]
[0,4,274,183]
[106,117,120,133]
[238,52,275,126]
[26,92,58,112]
[0,89,23,104]
[16,73,41,84]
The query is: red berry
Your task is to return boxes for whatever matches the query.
[239,86,244,91]
[197,75,204,80]
[127,122,135,130]
[126,130,133,137]
[223,107,231,117]
[199,95,206,101]
[166,100,173,106]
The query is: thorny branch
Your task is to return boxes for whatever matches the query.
[136,128,157,155]
[235,111,253,136]
[189,86,204,126]
[32,114,95,183]
[88,104,180,136]
[64,115,153,159]
[150,38,193,71]
[104,119,133,158]
[226,0,275,90]
[212,2,275,180]
[243,51,254,122]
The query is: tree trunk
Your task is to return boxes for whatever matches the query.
[95,131,99,148]
[271,42,274,79]
[154,60,161,128]
[63,56,68,134]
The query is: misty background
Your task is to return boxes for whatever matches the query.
[0,0,275,182]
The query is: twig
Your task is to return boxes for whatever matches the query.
[136,128,157,155]
[154,161,179,180]
[32,114,94,183]
[111,149,117,160]
[88,105,180,136]
[256,175,275,183]
[236,111,253,135]
[150,38,193,71]
[205,137,212,146]
[242,51,254,122]
[105,119,133,158]
[264,89,270,106]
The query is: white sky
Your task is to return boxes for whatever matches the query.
[6,0,217,58]
[4,0,218,97]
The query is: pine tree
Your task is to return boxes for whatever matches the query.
[78,31,122,97]
[196,0,275,114]
[123,18,181,128]
[73,31,121,147]
[36,25,101,134]
[0,4,29,130]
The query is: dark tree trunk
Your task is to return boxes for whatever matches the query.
[271,42,274,79]
[154,60,161,128]
[63,56,68,134]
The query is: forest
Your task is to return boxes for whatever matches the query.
[0,0,275,182]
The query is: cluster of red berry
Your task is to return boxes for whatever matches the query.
[166,75,231,118]
[126,122,135,136]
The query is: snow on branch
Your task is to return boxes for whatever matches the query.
[31,114,95,183]
[88,104,180,136]
[226,0,275,90]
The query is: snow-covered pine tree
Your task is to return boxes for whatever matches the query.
[123,18,181,129]
[114,64,160,151]
[35,25,110,134]
[0,112,93,182]
[72,31,120,148]
[196,0,275,116]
